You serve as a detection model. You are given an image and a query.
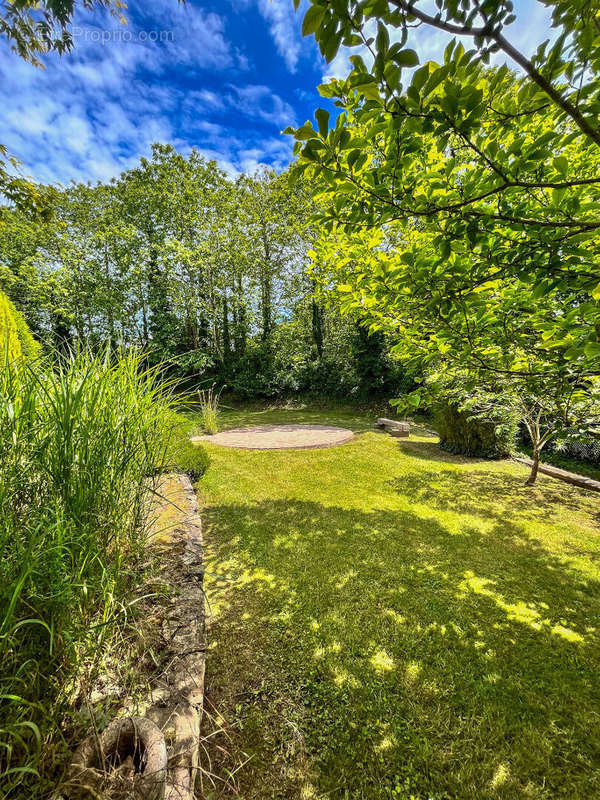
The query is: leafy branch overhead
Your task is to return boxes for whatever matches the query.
[289,0,600,375]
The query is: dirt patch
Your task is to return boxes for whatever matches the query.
[191,424,354,450]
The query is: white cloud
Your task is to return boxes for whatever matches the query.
[182,89,225,116]
[0,2,306,187]
[0,2,265,186]
[229,84,297,128]
[120,2,246,72]
[322,49,353,82]
[256,0,302,73]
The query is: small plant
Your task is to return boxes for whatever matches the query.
[198,383,224,435]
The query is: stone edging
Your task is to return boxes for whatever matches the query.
[513,457,600,493]
[152,473,205,800]
[64,473,206,800]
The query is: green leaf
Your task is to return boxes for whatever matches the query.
[323,30,342,63]
[302,4,325,37]
[353,79,381,100]
[393,49,419,68]
[376,21,389,56]
[411,64,430,92]
[584,341,600,358]
[315,108,330,138]
[532,282,548,299]
[295,122,316,140]
[553,155,568,177]
[422,66,447,96]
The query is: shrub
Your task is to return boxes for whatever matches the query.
[198,384,223,434]
[559,435,600,465]
[519,428,600,467]
[434,401,518,459]
[169,436,211,481]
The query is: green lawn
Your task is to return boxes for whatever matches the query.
[194,407,600,800]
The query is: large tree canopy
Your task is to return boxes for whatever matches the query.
[290,0,600,377]
[0,144,408,399]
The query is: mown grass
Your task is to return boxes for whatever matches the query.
[196,407,600,800]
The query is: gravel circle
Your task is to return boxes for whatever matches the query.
[190,424,354,450]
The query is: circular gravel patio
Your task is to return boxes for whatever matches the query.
[190,424,354,450]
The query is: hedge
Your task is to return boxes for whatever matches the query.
[0,290,40,362]
[434,402,517,459]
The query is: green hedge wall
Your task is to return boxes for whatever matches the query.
[434,402,517,459]
[0,290,40,362]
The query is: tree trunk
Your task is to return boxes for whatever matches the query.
[222,291,231,361]
[526,447,540,485]
[261,265,272,342]
[140,282,148,344]
[104,242,114,340]
[312,299,324,359]
[234,274,246,355]
[260,222,272,343]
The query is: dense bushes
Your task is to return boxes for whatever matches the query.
[559,436,600,466]
[0,350,177,797]
[218,320,416,401]
[434,402,518,459]
[519,429,600,468]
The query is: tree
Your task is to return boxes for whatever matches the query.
[236,169,311,345]
[312,222,600,480]
[114,144,231,367]
[422,368,600,485]
[289,0,600,461]
[1,143,414,400]
[290,0,600,373]
[0,289,40,362]
[1,0,123,65]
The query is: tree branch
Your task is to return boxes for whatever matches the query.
[389,0,600,148]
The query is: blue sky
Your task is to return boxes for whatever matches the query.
[0,0,554,187]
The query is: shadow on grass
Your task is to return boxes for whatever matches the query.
[202,498,600,800]
[392,440,600,528]
[389,465,592,522]
[396,439,491,464]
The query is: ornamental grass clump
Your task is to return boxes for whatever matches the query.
[198,383,224,435]
[0,348,178,797]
